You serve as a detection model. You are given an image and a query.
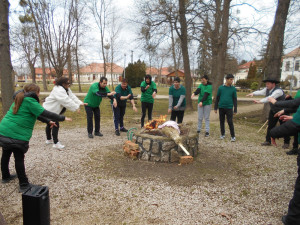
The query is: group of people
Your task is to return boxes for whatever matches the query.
[2,73,300,223]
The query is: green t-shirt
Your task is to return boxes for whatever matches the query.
[197,83,213,105]
[84,82,110,108]
[169,85,186,107]
[0,97,45,141]
[114,84,133,107]
[216,85,237,109]
[294,90,300,99]
[140,81,157,103]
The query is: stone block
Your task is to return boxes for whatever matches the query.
[143,139,151,151]
[151,141,160,154]
[125,141,139,150]
[150,154,161,162]
[170,149,180,162]
[162,141,176,151]
[141,152,150,161]
[161,151,170,162]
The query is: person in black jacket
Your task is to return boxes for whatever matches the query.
[268,96,300,225]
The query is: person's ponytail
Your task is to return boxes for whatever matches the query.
[13,83,40,114]
[13,91,25,114]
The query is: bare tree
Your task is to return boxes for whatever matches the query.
[0,0,14,114]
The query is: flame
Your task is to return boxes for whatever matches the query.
[144,115,167,130]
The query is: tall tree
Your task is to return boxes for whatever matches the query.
[0,0,14,114]
[178,0,192,109]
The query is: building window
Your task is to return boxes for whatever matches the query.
[295,60,300,71]
[286,61,290,71]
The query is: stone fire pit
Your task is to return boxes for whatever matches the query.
[134,124,198,163]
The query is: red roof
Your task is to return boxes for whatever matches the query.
[283,47,300,58]
[80,63,123,74]
[238,61,256,70]
[35,68,69,75]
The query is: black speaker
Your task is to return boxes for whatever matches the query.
[22,185,50,225]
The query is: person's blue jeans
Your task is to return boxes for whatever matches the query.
[197,104,211,132]
[112,105,126,130]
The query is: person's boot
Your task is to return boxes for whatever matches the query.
[1,174,17,184]
[261,141,271,146]
[286,148,299,155]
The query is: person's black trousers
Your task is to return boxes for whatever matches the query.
[45,121,60,144]
[1,147,28,185]
[219,108,235,137]
[112,105,126,130]
[293,133,299,149]
[270,120,300,224]
[85,106,100,134]
[141,102,153,127]
[170,110,184,124]
[266,110,290,144]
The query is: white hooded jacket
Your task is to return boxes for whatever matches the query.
[43,85,82,114]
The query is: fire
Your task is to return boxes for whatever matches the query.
[144,115,167,130]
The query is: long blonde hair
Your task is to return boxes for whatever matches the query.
[13,83,40,114]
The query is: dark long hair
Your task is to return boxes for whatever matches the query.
[55,77,69,86]
[13,83,40,114]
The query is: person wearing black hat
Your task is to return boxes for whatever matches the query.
[214,74,237,142]
[168,77,186,123]
[247,78,290,148]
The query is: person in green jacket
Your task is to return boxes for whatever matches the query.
[191,75,212,137]
[214,74,237,142]
[0,83,71,192]
[168,77,186,124]
[84,77,116,138]
[112,78,137,136]
[140,75,157,128]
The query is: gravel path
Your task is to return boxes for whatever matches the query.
[0,104,296,225]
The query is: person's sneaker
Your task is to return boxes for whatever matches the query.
[282,143,290,149]
[197,130,200,134]
[261,141,271,146]
[88,133,94,138]
[231,137,236,142]
[19,183,33,193]
[282,215,287,225]
[220,135,225,140]
[53,142,65,150]
[94,132,103,137]
[45,139,53,144]
[205,132,209,137]
[120,127,128,132]
[115,130,120,136]
[286,148,299,155]
[1,174,17,184]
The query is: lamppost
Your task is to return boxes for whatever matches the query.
[290,56,296,95]
[124,53,126,78]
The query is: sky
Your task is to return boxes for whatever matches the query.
[8,0,299,69]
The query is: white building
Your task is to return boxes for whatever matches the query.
[281,47,300,88]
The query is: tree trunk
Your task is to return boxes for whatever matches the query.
[178,0,192,109]
[67,46,73,83]
[170,22,178,76]
[0,0,14,114]
[29,63,36,84]
[265,0,291,80]
[28,0,48,91]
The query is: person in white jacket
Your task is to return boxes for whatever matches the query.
[43,77,86,149]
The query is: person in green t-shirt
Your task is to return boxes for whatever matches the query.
[140,75,157,128]
[0,83,71,193]
[84,77,116,138]
[168,77,186,124]
[214,74,237,142]
[191,75,212,137]
[112,78,137,136]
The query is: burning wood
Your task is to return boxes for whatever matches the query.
[144,115,167,129]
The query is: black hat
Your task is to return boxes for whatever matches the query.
[263,78,280,84]
[225,74,234,79]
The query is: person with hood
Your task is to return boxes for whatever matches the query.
[43,77,86,149]
[247,78,290,148]
[0,83,71,192]
[191,74,213,136]
[168,77,186,124]
[214,74,237,142]
[140,75,157,128]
